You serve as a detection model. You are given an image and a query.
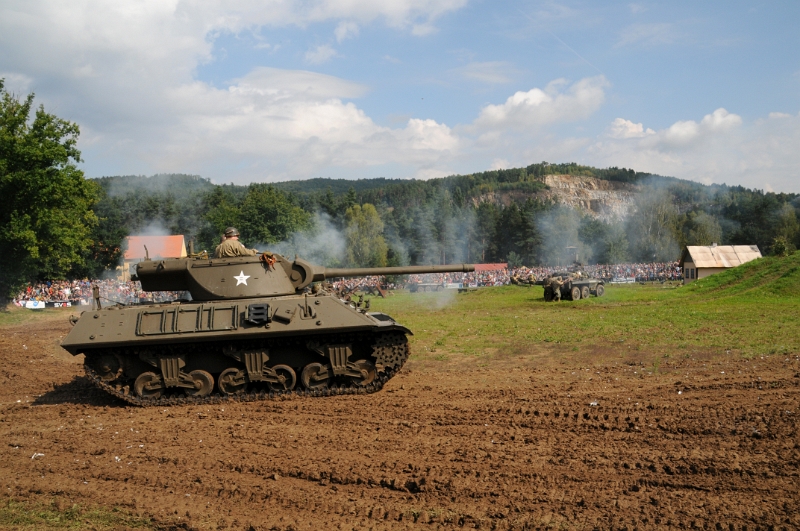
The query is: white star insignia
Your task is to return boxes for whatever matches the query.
[234,271,250,286]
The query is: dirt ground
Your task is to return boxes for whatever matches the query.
[1,313,799,530]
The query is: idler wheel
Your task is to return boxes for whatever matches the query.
[92,353,122,381]
[218,368,247,395]
[301,363,331,390]
[349,359,376,386]
[268,365,297,392]
[186,370,214,397]
[134,371,165,399]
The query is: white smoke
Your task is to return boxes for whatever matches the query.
[261,212,347,267]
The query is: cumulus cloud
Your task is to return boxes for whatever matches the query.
[606,118,655,139]
[587,110,799,192]
[305,44,338,64]
[335,21,359,42]
[0,0,469,182]
[472,76,608,130]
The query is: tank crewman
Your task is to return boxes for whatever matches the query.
[92,282,101,310]
[214,227,259,258]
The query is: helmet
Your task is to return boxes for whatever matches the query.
[224,227,240,237]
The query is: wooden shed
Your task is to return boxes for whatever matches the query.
[678,244,761,284]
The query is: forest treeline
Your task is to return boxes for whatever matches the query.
[5,82,795,300]
[75,163,800,276]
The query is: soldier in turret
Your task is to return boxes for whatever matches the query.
[214,227,259,258]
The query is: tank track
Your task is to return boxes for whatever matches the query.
[83,330,409,407]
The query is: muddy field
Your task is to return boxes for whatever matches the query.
[1,314,799,530]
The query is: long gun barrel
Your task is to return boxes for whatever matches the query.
[315,263,474,281]
[133,254,475,301]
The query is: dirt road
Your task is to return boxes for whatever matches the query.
[1,315,798,530]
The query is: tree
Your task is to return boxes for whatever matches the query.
[237,184,311,245]
[626,189,680,262]
[344,203,388,267]
[0,80,98,303]
[684,211,722,246]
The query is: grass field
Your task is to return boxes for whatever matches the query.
[367,253,800,369]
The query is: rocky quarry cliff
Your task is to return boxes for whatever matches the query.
[472,174,639,221]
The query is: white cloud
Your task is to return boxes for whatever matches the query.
[335,21,359,42]
[305,44,338,64]
[472,76,608,130]
[0,0,469,182]
[606,118,655,139]
[587,109,799,192]
[449,61,517,84]
[0,72,33,93]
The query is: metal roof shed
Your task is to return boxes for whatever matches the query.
[678,244,761,284]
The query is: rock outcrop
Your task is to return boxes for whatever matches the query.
[471,174,639,221]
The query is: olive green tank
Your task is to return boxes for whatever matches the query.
[62,254,474,406]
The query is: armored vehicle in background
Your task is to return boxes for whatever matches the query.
[539,272,605,302]
[61,254,474,406]
[407,281,446,292]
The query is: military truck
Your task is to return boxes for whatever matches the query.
[540,272,605,302]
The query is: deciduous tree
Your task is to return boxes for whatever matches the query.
[0,80,98,302]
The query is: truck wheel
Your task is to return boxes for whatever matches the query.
[571,286,581,300]
[595,284,605,297]
[581,286,590,300]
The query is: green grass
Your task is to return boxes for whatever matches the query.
[0,306,71,327]
[366,253,800,366]
[0,499,153,530]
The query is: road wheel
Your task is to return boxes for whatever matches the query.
[348,359,377,386]
[218,367,247,395]
[571,286,581,300]
[185,370,214,397]
[301,362,331,390]
[581,286,590,300]
[595,284,605,297]
[134,371,164,399]
[267,364,297,392]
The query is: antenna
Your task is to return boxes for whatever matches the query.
[144,245,149,260]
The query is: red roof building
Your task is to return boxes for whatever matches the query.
[123,235,187,262]
[474,263,508,271]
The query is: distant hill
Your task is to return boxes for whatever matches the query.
[271,177,409,196]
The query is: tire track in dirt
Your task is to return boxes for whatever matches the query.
[1,317,799,530]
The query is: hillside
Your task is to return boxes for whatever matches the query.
[684,252,800,298]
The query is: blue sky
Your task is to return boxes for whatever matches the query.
[2,1,799,191]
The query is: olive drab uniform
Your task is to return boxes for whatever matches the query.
[92,284,101,310]
[549,276,563,301]
[214,238,258,258]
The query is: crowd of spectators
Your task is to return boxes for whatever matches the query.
[332,261,682,291]
[12,279,184,306]
[13,261,682,305]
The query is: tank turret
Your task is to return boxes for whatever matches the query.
[62,254,475,406]
[132,254,473,301]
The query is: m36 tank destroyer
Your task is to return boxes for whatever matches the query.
[61,254,474,406]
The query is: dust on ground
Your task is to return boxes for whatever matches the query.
[1,313,798,530]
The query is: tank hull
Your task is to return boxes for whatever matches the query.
[63,293,412,406]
